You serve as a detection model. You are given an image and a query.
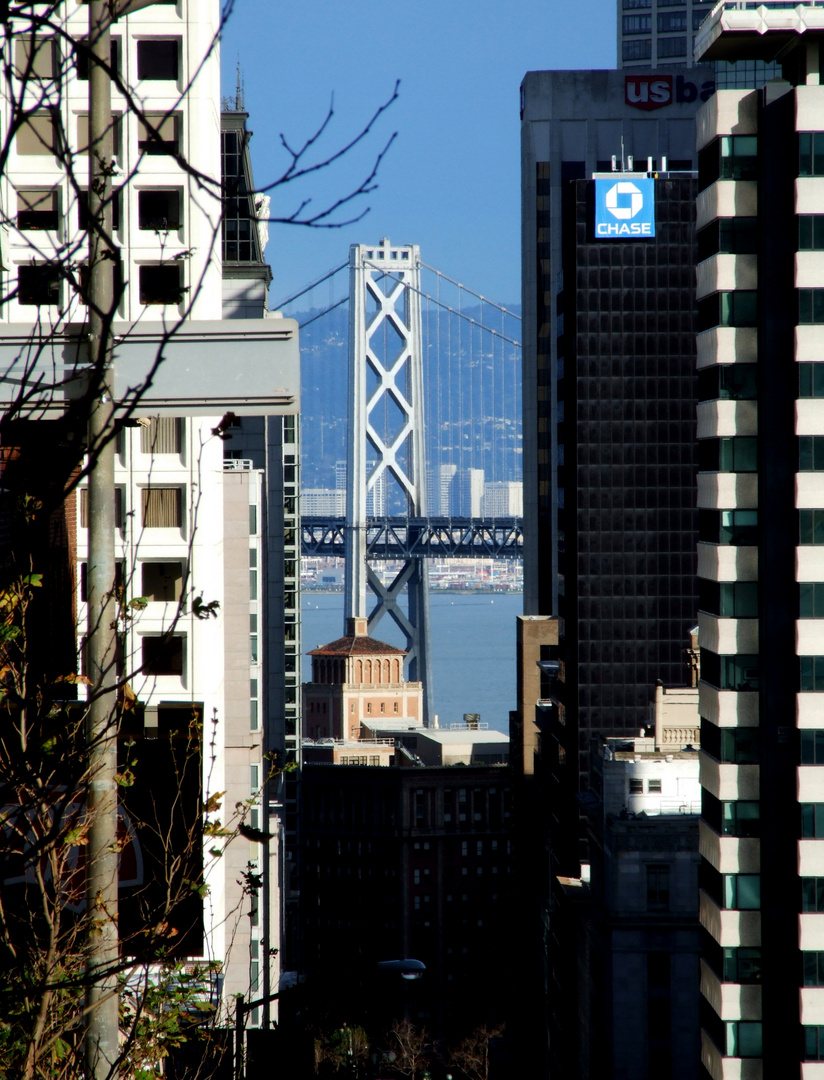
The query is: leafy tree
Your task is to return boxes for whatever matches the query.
[313,1022,370,1076]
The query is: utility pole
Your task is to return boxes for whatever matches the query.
[84,0,119,1074]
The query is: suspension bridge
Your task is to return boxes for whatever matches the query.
[281,237,522,724]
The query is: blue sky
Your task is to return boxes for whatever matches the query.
[220,0,616,308]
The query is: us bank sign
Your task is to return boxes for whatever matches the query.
[594,178,655,239]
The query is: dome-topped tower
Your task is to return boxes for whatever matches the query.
[302,618,423,741]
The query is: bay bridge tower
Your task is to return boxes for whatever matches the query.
[344,238,433,724]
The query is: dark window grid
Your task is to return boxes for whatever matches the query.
[801,510,824,544]
[141,634,184,677]
[801,730,824,762]
[698,436,758,472]
[701,651,759,692]
[698,366,757,402]
[803,878,824,912]
[724,874,761,910]
[16,188,59,230]
[801,659,824,693]
[622,13,651,32]
[800,217,824,250]
[697,218,758,260]
[726,1022,762,1058]
[698,509,758,545]
[622,39,652,60]
[800,133,824,177]
[806,1026,824,1061]
[801,584,824,618]
[719,136,758,180]
[138,264,184,306]
[722,801,760,838]
[698,290,757,331]
[657,35,687,58]
[137,113,179,156]
[658,11,686,30]
[136,39,180,81]
[800,364,824,397]
[802,804,824,838]
[17,263,61,306]
[800,290,824,324]
[723,947,762,984]
[801,436,824,470]
[138,189,182,231]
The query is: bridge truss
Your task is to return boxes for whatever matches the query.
[303,516,523,560]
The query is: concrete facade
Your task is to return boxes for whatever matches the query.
[692,4,824,1074]
[0,0,297,1027]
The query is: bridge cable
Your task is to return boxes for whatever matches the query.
[363,263,521,348]
[298,295,348,329]
[419,261,521,321]
[272,261,348,312]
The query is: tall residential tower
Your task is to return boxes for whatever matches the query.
[693,3,824,1075]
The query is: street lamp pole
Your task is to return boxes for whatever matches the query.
[84,3,166,1076]
[84,2,118,1077]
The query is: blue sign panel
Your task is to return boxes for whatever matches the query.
[594,178,655,239]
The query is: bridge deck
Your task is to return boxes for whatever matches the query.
[301,516,523,559]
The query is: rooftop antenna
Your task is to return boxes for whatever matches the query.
[235,58,245,111]
[620,135,626,172]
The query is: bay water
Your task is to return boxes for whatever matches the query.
[301,592,522,735]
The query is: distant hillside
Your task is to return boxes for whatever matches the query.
[293,302,522,497]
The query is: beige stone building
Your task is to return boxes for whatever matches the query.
[303,617,422,740]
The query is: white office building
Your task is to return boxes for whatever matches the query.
[0,0,298,1027]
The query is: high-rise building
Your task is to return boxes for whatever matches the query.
[554,171,701,868]
[0,0,299,1028]
[617,0,779,89]
[692,4,824,1075]
[483,480,523,518]
[462,466,485,517]
[519,69,709,1077]
[219,103,304,992]
[521,66,713,619]
[520,71,708,873]
[438,462,458,516]
[335,458,386,515]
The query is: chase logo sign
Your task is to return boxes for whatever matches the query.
[594,178,655,239]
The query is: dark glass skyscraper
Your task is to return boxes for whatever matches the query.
[554,174,701,866]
